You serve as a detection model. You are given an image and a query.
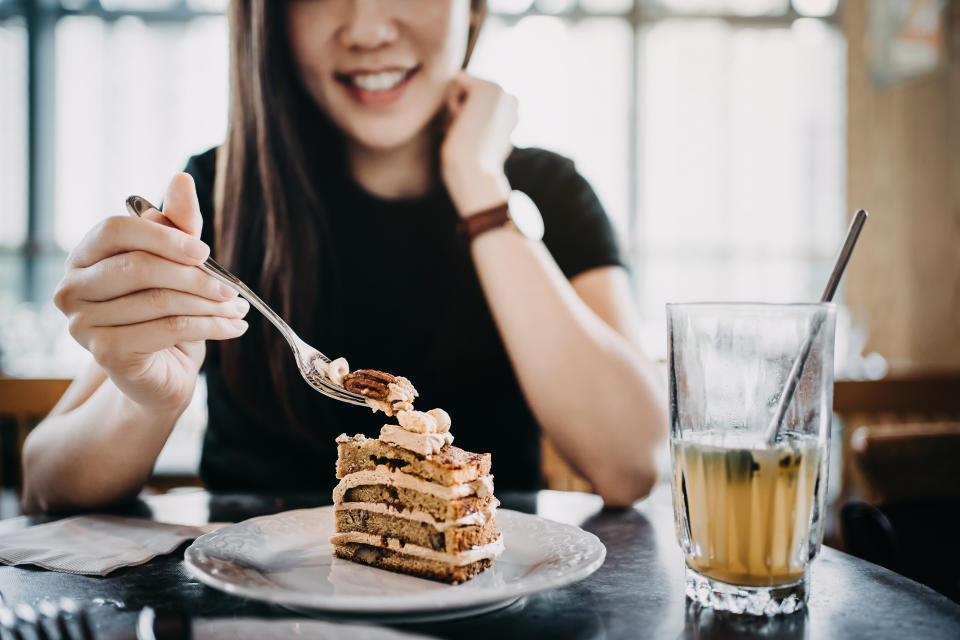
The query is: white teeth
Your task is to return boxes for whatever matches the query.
[350,70,407,92]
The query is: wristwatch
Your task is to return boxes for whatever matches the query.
[458,190,544,242]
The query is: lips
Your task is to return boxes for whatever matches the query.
[335,66,420,106]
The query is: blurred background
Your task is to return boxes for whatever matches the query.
[0,0,958,599]
[1,0,852,371]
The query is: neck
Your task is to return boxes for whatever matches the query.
[347,130,436,200]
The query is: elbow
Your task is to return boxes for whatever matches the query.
[19,429,99,515]
[19,419,143,515]
[592,466,659,508]
[20,487,44,516]
[590,427,666,508]
[20,434,48,515]
[595,429,668,509]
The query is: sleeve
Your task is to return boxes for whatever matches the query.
[181,146,219,250]
[505,148,625,280]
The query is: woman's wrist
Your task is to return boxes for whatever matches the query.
[115,383,189,433]
[445,167,511,219]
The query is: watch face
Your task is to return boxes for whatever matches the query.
[508,190,545,241]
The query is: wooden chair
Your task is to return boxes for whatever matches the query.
[0,378,72,488]
[0,376,205,501]
[834,365,960,503]
[541,437,593,493]
[833,366,960,602]
[848,421,960,505]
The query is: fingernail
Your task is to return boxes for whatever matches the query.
[232,298,250,315]
[220,283,238,298]
[232,319,248,332]
[183,238,209,261]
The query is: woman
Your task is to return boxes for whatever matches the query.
[22,0,666,512]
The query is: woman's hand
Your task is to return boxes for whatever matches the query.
[53,173,249,417]
[439,72,518,217]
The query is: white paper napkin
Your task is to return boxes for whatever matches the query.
[193,619,437,640]
[0,514,216,576]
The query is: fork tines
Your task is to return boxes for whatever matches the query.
[0,598,94,640]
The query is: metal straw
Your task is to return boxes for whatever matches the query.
[763,209,868,445]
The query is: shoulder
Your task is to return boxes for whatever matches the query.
[504,147,579,190]
[503,146,606,233]
[504,147,624,278]
[504,146,600,219]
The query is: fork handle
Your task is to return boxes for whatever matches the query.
[124,195,300,348]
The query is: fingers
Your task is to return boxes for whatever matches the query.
[141,207,176,229]
[132,174,200,233]
[74,289,249,329]
[446,72,516,122]
[162,173,203,237]
[68,216,210,269]
[121,316,249,354]
[86,316,248,369]
[449,71,500,98]
[451,70,483,89]
[446,74,469,116]
[61,250,238,305]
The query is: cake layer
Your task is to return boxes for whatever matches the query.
[336,433,490,486]
[329,531,504,566]
[335,500,494,531]
[335,509,500,553]
[333,543,493,585]
[333,467,493,503]
[341,484,497,523]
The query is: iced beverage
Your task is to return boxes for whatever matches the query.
[671,433,823,588]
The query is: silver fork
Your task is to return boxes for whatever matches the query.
[125,195,367,407]
[0,597,94,640]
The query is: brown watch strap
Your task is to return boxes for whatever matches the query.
[458,202,511,241]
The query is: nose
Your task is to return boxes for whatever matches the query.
[339,0,399,50]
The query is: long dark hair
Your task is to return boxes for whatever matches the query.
[214,0,488,432]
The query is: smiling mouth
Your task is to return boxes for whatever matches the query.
[335,66,420,93]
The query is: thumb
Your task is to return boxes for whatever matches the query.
[161,173,203,238]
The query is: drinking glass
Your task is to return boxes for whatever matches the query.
[667,303,837,616]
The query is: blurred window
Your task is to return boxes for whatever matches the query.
[471,0,845,354]
[3,0,844,367]
[0,15,27,308]
[54,13,228,251]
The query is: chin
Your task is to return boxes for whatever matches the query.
[338,109,438,152]
[349,128,419,151]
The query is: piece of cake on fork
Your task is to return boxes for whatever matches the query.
[328,366,503,584]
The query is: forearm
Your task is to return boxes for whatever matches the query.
[471,228,667,504]
[21,379,181,513]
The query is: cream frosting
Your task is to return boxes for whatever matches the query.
[327,357,349,386]
[334,500,496,530]
[396,410,438,434]
[387,377,417,404]
[426,408,451,433]
[379,424,453,456]
[365,398,395,416]
[329,531,504,566]
[333,466,494,502]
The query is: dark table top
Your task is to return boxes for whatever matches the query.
[0,484,958,640]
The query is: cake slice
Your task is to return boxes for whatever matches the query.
[334,432,491,486]
[327,366,503,584]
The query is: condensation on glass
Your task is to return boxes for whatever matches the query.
[667,302,837,616]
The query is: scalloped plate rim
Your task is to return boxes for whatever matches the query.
[183,507,606,614]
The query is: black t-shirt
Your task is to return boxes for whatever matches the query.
[183,146,623,493]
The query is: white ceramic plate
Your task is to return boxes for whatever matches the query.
[183,507,606,619]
